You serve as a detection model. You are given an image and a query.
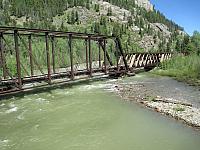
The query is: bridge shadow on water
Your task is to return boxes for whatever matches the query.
[0,75,110,101]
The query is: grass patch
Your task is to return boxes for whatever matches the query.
[145,95,156,101]
[152,54,200,85]
[173,106,185,112]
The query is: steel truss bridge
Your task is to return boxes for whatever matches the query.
[0,27,172,96]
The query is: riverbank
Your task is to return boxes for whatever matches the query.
[108,74,200,128]
[152,54,200,86]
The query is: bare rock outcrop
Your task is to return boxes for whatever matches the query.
[135,0,154,11]
[151,23,171,37]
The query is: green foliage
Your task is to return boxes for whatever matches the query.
[154,54,200,84]
[112,23,121,37]
[190,31,200,55]
[175,39,182,52]
[1,0,197,79]
[127,16,133,26]
[67,10,79,24]
[173,106,185,112]
[94,4,100,12]
[93,22,100,33]
[86,0,90,10]
[146,95,156,102]
[176,31,200,54]
[107,7,112,16]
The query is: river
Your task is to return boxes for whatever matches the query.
[0,74,200,150]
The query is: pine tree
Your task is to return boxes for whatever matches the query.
[75,11,79,22]
[94,4,100,12]
[71,10,75,24]
[60,21,64,30]
[107,7,112,16]
[153,34,157,44]
[127,16,133,26]
[100,16,107,26]
[112,23,120,37]
[166,42,171,52]
[94,22,100,33]
[123,12,126,20]
[86,0,90,10]
[175,39,182,52]
[181,35,190,52]
[67,13,71,24]
[158,41,163,52]
[139,28,143,38]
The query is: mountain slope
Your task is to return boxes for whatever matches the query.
[0,0,186,53]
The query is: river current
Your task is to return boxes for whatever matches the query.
[0,75,200,150]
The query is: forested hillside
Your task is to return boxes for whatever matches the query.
[0,0,187,52]
[1,0,199,76]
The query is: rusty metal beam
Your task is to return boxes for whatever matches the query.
[45,32,51,84]
[0,33,7,79]
[115,37,128,71]
[88,36,92,77]
[99,40,113,66]
[98,41,101,68]
[28,35,34,76]
[51,36,56,74]
[69,34,74,79]
[14,30,22,89]
[0,26,111,39]
[116,42,119,71]
[85,39,89,71]
[19,35,45,75]
[3,32,107,41]
[103,39,107,74]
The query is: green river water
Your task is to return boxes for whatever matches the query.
[0,76,200,150]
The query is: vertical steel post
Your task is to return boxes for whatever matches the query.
[14,30,22,89]
[0,33,7,79]
[45,32,51,84]
[51,36,56,74]
[98,40,101,68]
[88,36,92,77]
[116,43,119,71]
[85,39,89,71]
[0,33,3,76]
[103,39,107,74]
[28,35,34,77]
[69,34,74,80]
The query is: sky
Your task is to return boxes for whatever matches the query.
[150,0,200,35]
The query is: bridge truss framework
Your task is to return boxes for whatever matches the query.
[0,27,171,96]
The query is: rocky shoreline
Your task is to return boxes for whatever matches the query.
[110,82,200,128]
